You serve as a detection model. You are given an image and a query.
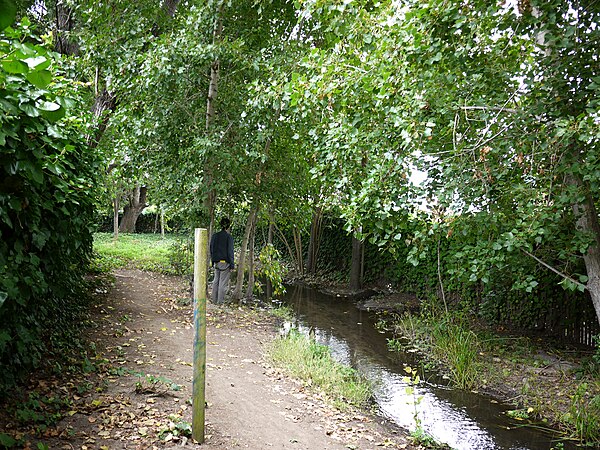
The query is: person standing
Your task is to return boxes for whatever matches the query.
[210,217,234,304]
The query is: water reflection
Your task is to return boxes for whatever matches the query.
[277,284,574,450]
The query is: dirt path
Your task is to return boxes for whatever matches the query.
[43,269,412,449]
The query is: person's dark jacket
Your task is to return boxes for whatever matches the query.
[210,229,234,269]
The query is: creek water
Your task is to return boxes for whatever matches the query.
[275,283,577,450]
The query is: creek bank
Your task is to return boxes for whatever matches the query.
[285,275,600,447]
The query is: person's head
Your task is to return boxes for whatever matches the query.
[220,217,231,230]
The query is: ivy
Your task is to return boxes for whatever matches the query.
[0,15,100,391]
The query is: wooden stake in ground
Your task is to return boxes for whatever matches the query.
[192,228,208,443]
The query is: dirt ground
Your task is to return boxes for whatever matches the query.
[2,269,413,449]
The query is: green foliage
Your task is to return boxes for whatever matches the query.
[403,365,452,447]
[157,416,192,441]
[268,328,371,409]
[0,17,99,391]
[402,366,423,427]
[593,335,600,367]
[0,432,17,447]
[166,237,194,276]
[134,372,181,395]
[256,244,287,297]
[506,408,534,421]
[0,0,17,31]
[269,304,294,321]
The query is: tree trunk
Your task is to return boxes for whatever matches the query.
[160,208,165,238]
[274,224,296,273]
[119,185,147,233]
[206,2,223,130]
[54,1,79,56]
[88,88,117,148]
[306,207,323,274]
[293,226,304,276]
[204,2,223,257]
[349,231,363,291]
[113,195,119,240]
[245,213,258,300]
[570,177,600,326]
[232,207,257,300]
[162,0,180,17]
[265,211,275,298]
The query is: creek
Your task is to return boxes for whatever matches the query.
[275,283,577,450]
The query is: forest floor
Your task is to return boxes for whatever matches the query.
[0,269,414,450]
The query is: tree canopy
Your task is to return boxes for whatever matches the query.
[1,0,599,388]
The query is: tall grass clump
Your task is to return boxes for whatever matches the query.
[268,329,371,409]
[564,383,600,444]
[391,313,482,390]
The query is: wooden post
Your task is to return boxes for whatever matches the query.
[192,228,208,443]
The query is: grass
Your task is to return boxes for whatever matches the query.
[267,329,372,410]
[92,232,192,274]
[390,312,482,390]
[564,382,600,444]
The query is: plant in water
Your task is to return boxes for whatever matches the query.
[403,366,423,428]
[403,366,451,449]
[392,313,482,390]
[269,304,294,321]
[506,407,534,421]
[563,382,600,444]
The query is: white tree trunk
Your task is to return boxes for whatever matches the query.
[572,195,600,327]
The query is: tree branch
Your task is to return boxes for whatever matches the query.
[460,106,519,114]
[521,249,586,291]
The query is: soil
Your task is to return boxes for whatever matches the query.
[0,269,413,449]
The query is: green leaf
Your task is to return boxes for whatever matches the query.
[26,70,52,88]
[27,162,44,184]
[37,100,61,112]
[19,102,39,117]
[0,0,17,31]
[24,56,50,70]
[47,124,66,138]
[0,291,6,309]
[40,104,66,122]
[1,59,29,74]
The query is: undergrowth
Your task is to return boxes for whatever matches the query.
[387,310,600,447]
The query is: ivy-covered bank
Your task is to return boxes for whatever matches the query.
[0,16,100,391]
[311,216,597,346]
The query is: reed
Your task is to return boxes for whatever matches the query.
[391,313,482,390]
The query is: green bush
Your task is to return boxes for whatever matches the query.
[0,18,99,392]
